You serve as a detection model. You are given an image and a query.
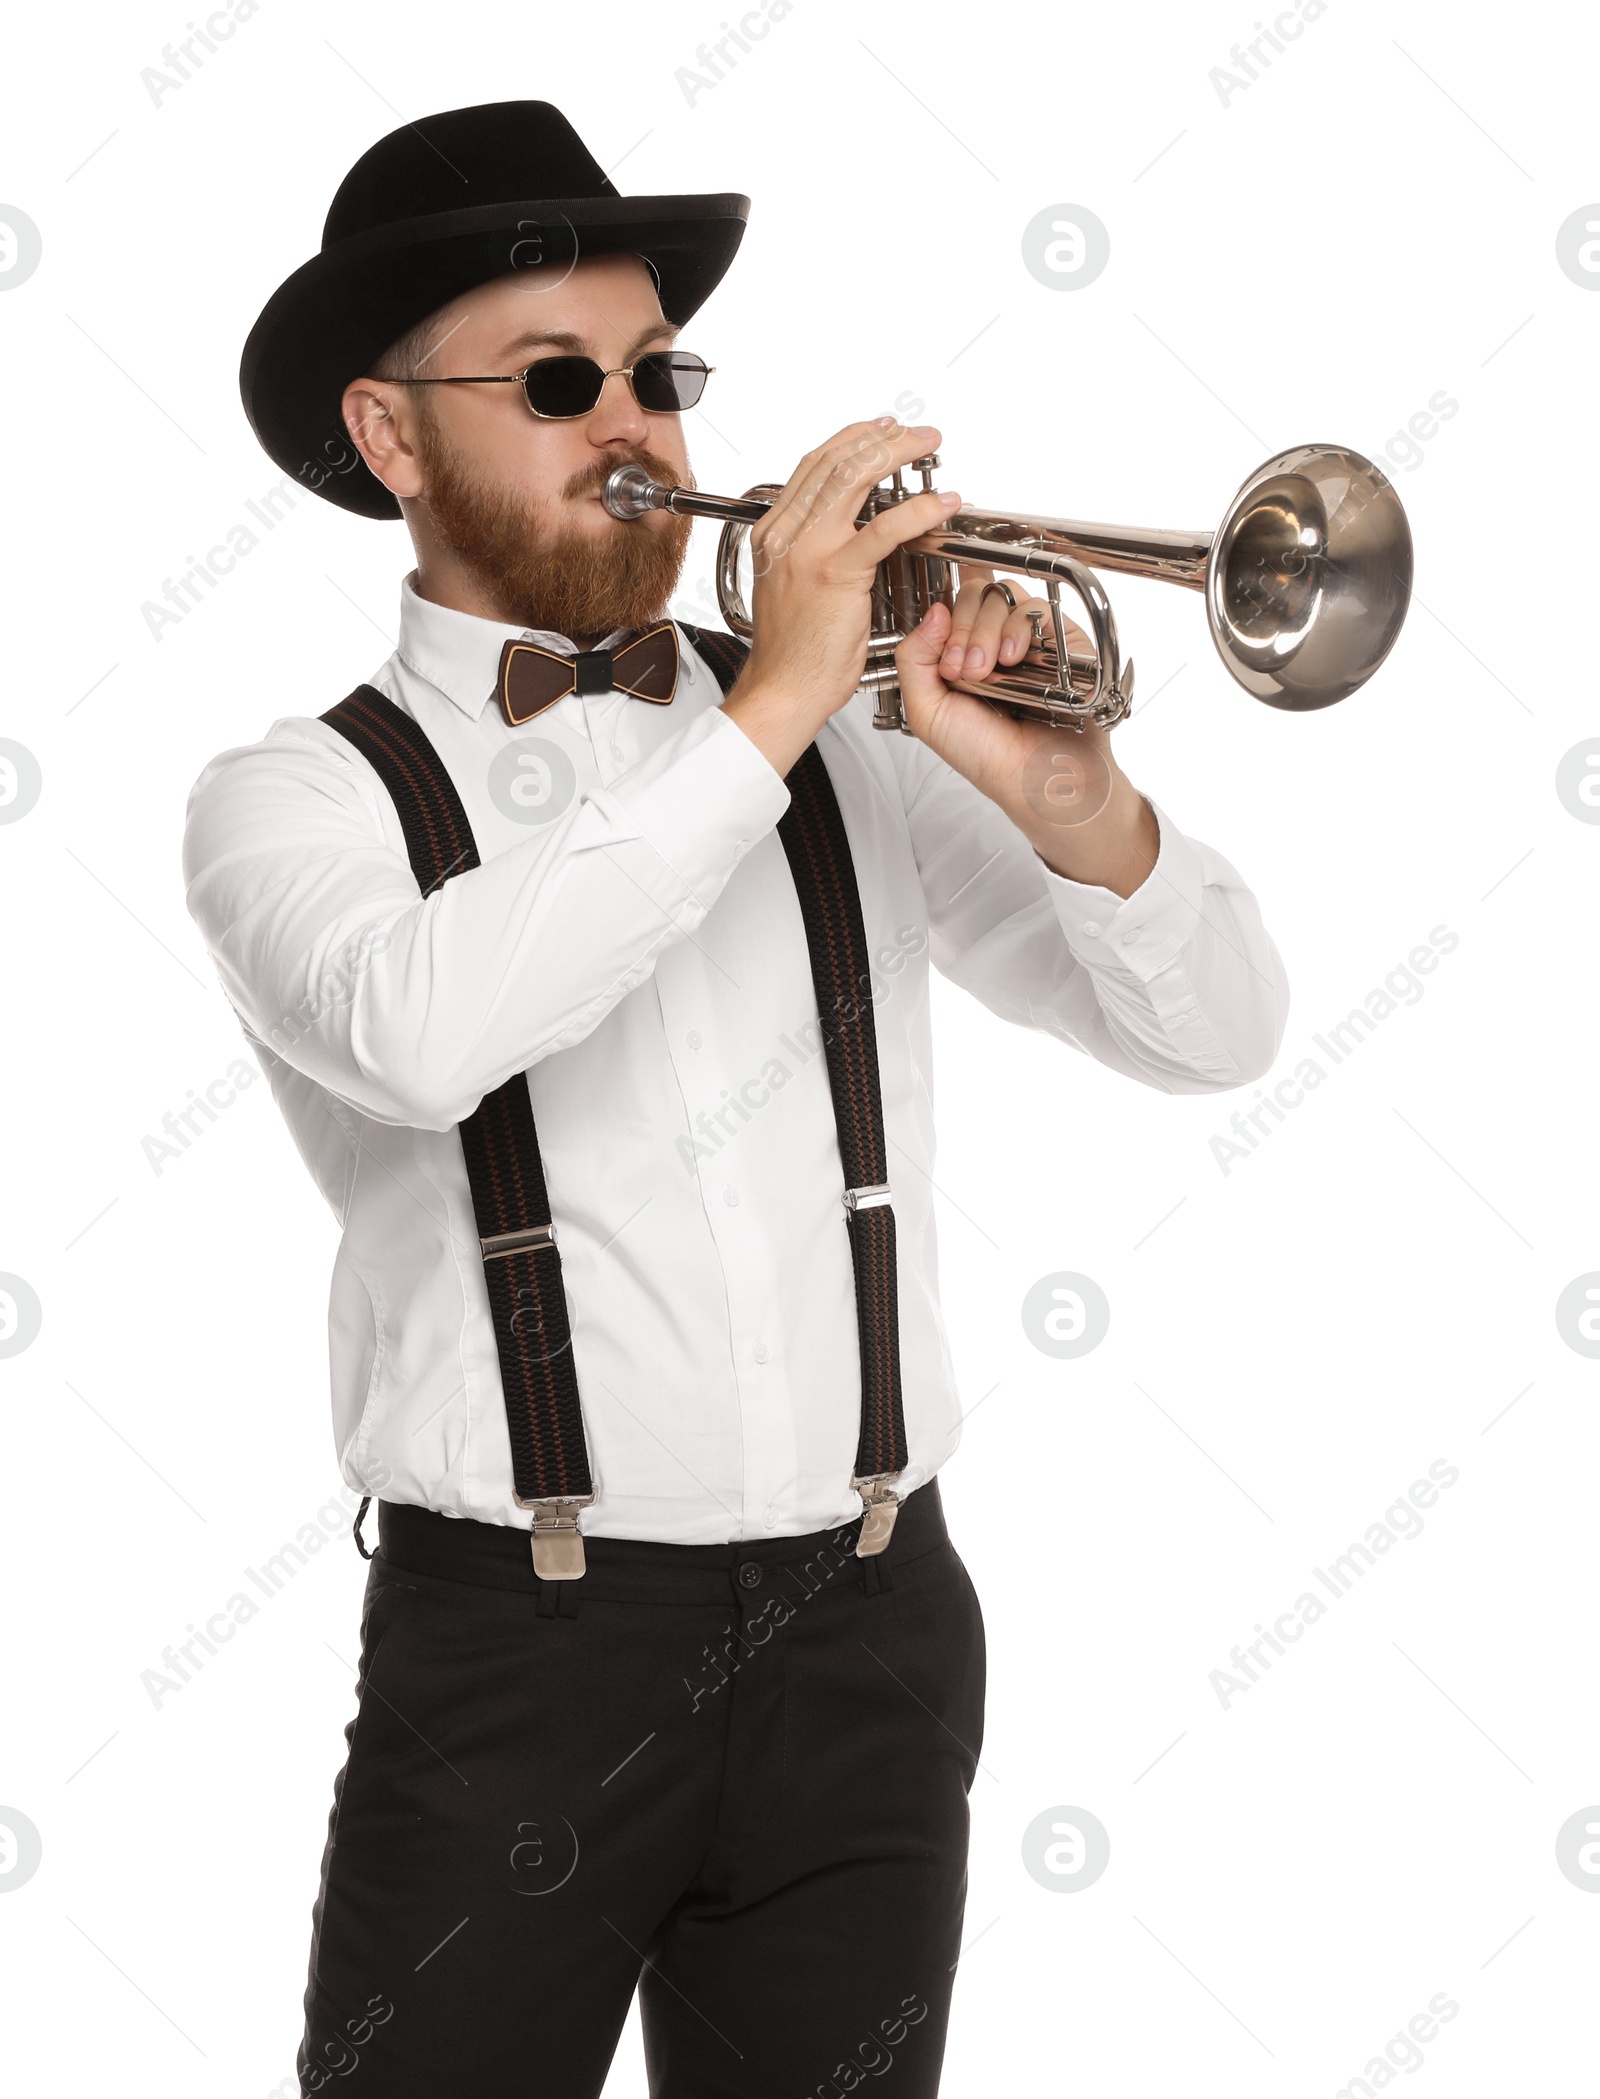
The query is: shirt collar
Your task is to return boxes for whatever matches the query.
[393,571,638,722]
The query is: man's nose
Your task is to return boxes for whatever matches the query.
[583,369,651,449]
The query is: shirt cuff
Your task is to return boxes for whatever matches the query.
[583,703,792,902]
[1040,799,1207,983]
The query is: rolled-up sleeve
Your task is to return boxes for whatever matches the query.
[896,736,1287,1093]
[182,705,792,1130]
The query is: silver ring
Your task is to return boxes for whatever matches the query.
[979,581,1018,612]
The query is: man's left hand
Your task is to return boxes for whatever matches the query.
[895,567,1160,900]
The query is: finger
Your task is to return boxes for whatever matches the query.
[972,593,1094,670]
[755,419,895,541]
[941,576,1037,680]
[894,601,959,725]
[996,606,1034,666]
[774,420,938,548]
[958,585,1019,680]
[938,575,999,679]
[896,597,954,672]
[755,420,895,547]
[997,595,1062,667]
[847,481,963,572]
[762,421,944,557]
[1006,596,1092,648]
[1005,598,1094,667]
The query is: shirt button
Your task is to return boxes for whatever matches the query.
[687,1030,703,1050]
[754,1342,770,1364]
[723,1187,740,1207]
[738,1561,763,1589]
[763,1513,778,1531]
[609,742,625,764]
[1082,921,1101,938]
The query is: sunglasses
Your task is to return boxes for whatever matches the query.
[389,350,712,420]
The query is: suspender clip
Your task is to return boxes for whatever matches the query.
[516,1493,595,1580]
[480,1223,558,1261]
[852,1472,902,1557]
[843,1183,892,1214]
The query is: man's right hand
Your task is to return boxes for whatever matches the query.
[719,418,962,780]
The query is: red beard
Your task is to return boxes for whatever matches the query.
[416,428,693,645]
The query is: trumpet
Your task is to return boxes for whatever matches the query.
[602,444,1413,733]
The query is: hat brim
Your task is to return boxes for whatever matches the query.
[240,191,749,520]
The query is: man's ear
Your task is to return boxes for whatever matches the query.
[341,378,426,501]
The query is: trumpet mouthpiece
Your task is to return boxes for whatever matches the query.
[601,464,665,520]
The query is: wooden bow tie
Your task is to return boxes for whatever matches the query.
[497,620,680,727]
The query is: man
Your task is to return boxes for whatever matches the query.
[186,100,1285,2098]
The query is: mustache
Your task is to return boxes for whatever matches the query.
[564,448,692,503]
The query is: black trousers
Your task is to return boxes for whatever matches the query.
[299,1480,986,2097]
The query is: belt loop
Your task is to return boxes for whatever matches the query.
[861,1548,894,1597]
[352,1496,374,1561]
[536,1578,582,1619]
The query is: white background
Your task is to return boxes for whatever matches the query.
[2,0,1596,2091]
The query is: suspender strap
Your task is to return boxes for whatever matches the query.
[321,686,592,1577]
[681,625,909,1539]
[323,628,909,1566]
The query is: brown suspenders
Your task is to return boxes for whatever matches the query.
[321,621,906,1577]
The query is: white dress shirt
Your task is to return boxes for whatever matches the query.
[182,575,1286,1543]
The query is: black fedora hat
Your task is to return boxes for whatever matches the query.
[240,100,748,521]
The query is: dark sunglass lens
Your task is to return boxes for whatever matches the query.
[634,353,708,412]
[522,356,606,417]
